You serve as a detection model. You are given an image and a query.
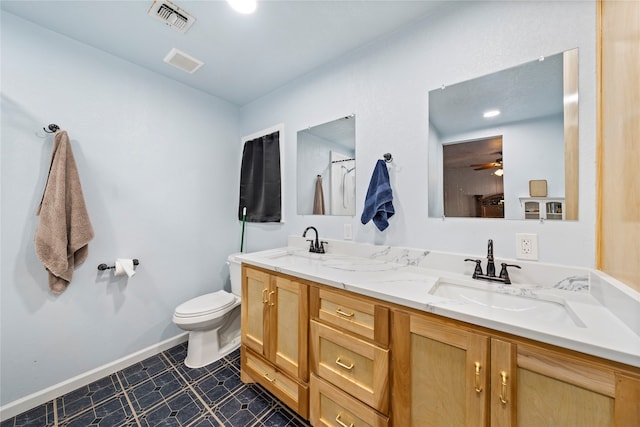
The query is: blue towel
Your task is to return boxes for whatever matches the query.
[361,160,394,231]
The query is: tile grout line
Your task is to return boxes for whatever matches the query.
[115,373,142,427]
[52,398,58,427]
[161,353,226,426]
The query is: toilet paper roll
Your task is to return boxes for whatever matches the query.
[114,259,136,278]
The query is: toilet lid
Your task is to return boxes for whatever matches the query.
[174,291,236,318]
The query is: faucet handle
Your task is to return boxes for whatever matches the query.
[306,239,315,252]
[499,263,521,285]
[464,258,483,279]
[318,241,328,254]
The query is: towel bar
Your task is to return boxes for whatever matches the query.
[98,259,139,271]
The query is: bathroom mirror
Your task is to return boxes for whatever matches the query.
[297,115,356,216]
[428,49,579,220]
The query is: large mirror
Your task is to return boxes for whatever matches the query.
[428,49,579,220]
[297,115,356,216]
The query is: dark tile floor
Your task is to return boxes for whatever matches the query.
[1,344,312,427]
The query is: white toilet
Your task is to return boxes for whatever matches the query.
[172,253,242,368]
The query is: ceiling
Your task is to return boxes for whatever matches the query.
[303,114,355,151]
[429,51,565,137]
[1,0,451,106]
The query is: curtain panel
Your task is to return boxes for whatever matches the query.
[238,131,282,222]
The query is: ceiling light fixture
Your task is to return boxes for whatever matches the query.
[227,0,257,14]
[483,110,501,118]
[494,168,504,177]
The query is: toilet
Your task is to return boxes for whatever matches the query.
[173,253,242,368]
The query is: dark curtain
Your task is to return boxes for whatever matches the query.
[238,131,281,222]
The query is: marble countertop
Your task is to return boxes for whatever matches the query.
[236,237,640,368]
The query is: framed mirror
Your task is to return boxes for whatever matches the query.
[428,49,579,220]
[297,115,356,216]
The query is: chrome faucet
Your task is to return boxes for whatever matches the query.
[465,239,521,284]
[302,226,326,253]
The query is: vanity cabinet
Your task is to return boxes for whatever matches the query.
[240,265,309,418]
[392,309,640,427]
[309,286,390,426]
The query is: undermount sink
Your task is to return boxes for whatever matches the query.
[429,279,586,328]
[258,250,399,272]
[259,250,325,265]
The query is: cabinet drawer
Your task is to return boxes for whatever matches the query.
[310,374,389,427]
[315,287,389,346]
[242,348,309,418]
[311,320,389,414]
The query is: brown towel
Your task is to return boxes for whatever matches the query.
[313,175,325,215]
[35,131,94,294]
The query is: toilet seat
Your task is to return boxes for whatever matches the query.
[174,291,237,319]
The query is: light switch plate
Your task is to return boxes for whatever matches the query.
[343,224,353,240]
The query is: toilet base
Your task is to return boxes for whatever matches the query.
[184,331,240,368]
[183,306,241,368]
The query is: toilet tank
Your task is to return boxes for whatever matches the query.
[227,253,243,297]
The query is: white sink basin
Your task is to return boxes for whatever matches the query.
[257,250,399,272]
[429,279,586,328]
[258,250,326,265]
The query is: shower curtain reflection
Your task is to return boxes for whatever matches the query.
[331,152,356,215]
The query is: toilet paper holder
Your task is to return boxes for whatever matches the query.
[97,259,139,271]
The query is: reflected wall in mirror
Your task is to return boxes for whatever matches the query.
[297,115,356,216]
[428,48,579,220]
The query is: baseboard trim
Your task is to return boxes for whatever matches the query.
[0,332,188,421]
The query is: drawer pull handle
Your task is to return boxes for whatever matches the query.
[335,357,354,371]
[499,371,508,404]
[262,289,268,304]
[263,373,276,383]
[474,362,482,393]
[268,291,275,307]
[336,307,355,318]
[335,413,354,427]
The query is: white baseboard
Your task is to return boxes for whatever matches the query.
[0,332,188,422]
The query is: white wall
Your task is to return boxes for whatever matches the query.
[437,114,565,219]
[240,1,596,265]
[0,13,240,405]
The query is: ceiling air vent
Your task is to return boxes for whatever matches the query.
[148,0,195,33]
[163,48,204,74]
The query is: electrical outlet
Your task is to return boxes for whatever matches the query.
[343,224,353,240]
[516,233,538,260]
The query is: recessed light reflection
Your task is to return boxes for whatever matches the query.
[227,0,257,14]
[483,110,501,118]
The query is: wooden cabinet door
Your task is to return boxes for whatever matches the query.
[241,267,271,356]
[489,339,516,427]
[503,341,623,427]
[392,311,490,427]
[272,275,308,381]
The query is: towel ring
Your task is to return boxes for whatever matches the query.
[383,153,393,163]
